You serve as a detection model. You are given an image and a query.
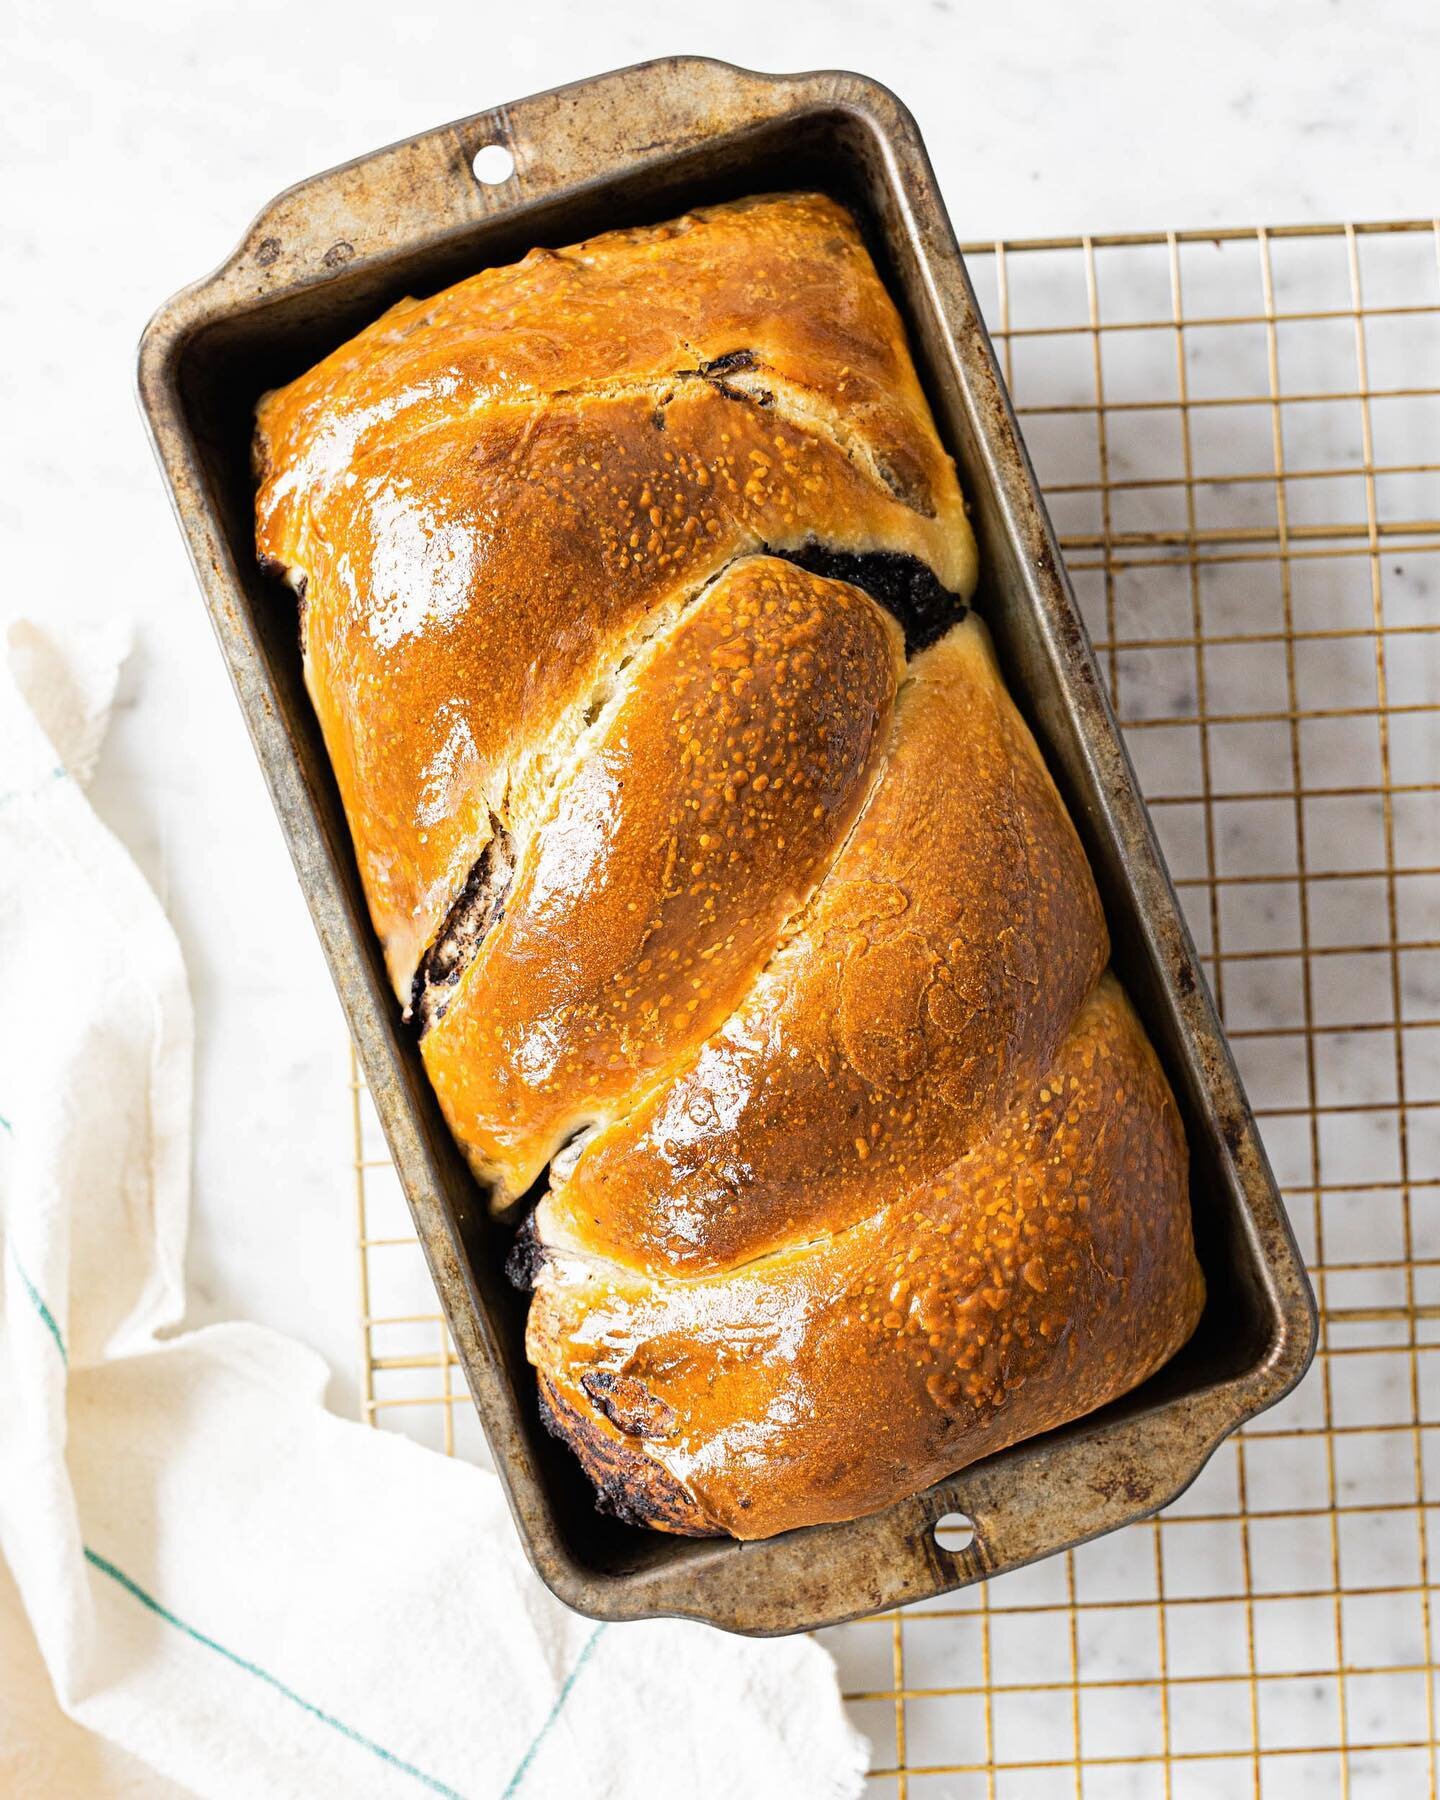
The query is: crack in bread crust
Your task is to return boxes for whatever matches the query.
[271,362,939,533]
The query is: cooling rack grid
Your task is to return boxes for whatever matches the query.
[349,217,1440,1799]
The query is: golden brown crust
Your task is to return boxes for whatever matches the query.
[422,555,905,1202]
[255,193,975,998]
[529,977,1204,1539]
[535,1376,718,1536]
[540,615,1108,1275]
[257,194,1202,1542]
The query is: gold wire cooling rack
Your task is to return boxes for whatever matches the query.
[348,218,1440,1798]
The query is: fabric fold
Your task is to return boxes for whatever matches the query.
[0,620,868,1800]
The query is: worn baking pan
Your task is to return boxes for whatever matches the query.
[138,56,1317,1635]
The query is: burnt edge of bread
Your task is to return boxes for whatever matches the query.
[536,1374,719,1536]
[408,817,515,1029]
[691,348,935,517]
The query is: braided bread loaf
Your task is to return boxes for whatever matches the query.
[255,194,1204,1540]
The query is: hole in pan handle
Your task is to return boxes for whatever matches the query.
[932,1510,977,1555]
[471,142,515,185]
[225,63,820,288]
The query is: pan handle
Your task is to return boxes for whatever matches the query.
[209,58,864,299]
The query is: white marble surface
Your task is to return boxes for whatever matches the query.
[6,0,1437,1423]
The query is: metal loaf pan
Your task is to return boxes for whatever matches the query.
[139,57,1317,1635]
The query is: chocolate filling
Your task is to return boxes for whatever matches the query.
[408,818,514,1030]
[696,347,772,407]
[768,539,966,654]
[506,1212,545,1290]
[536,1378,714,1534]
[580,1369,678,1441]
[699,347,758,380]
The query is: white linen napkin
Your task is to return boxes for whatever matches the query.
[0,619,869,1800]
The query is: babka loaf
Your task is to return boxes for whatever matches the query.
[254,193,1204,1539]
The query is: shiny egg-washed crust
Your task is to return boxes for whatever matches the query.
[530,976,1205,1539]
[256,195,1203,1540]
[423,556,905,1202]
[539,617,1108,1276]
[254,193,976,999]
